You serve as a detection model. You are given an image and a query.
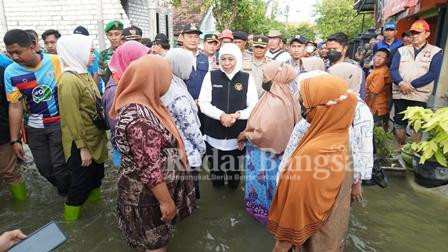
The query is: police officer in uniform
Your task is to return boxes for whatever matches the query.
[244,35,271,96]
[203,34,219,70]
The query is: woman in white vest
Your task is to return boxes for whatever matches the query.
[390,19,443,146]
[198,43,258,189]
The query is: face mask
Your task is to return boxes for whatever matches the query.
[364,44,371,50]
[306,46,315,54]
[262,80,272,91]
[299,100,307,119]
[327,50,342,63]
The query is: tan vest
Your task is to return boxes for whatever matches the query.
[393,44,442,102]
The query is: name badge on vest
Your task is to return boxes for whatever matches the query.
[213,84,223,88]
[423,50,432,59]
[234,83,243,91]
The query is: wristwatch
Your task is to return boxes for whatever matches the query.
[9,139,22,146]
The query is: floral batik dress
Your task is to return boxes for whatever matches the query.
[114,103,196,250]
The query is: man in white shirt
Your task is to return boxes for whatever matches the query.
[266,30,291,62]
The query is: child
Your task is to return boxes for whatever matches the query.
[365,48,391,129]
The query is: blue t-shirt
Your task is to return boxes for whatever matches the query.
[87,49,104,94]
[0,54,13,69]
[4,53,63,128]
[373,39,404,54]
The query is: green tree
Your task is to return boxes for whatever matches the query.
[285,23,316,41]
[314,0,375,39]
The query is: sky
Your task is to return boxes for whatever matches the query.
[274,0,320,24]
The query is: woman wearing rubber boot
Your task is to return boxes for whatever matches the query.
[57,34,108,221]
[0,64,27,201]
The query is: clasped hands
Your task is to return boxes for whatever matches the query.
[220,112,240,128]
[399,82,416,95]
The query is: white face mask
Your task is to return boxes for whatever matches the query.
[306,46,315,54]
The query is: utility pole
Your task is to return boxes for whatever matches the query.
[0,0,8,36]
[96,0,105,50]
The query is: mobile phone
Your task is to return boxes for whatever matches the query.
[8,221,68,252]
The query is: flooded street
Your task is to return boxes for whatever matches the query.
[1,155,448,252]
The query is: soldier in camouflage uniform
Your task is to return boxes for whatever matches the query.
[99,20,123,83]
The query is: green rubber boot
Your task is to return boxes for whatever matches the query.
[8,181,27,201]
[64,204,81,221]
[87,187,101,202]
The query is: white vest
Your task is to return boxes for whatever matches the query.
[393,44,442,102]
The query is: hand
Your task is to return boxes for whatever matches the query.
[351,182,363,202]
[399,82,415,94]
[12,143,25,161]
[230,112,241,120]
[238,141,246,150]
[0,229,26,252]
[237,132,247,150]
[220,113,236,127]
[80,148,92,167]
[160,198,176,223]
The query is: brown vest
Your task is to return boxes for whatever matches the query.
[393,44,442,102]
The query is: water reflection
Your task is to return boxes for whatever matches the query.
[1,162,447,251]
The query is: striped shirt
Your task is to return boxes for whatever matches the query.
[4,53,63,128]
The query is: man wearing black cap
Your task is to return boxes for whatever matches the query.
[182,24,209,101]
[122,25,143,42]
[249,35,271,96]
[153,33,170,57]
[204,34,219,70]
[286,35,325,76]
[233,31,252,73]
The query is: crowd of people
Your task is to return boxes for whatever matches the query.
[0,17,443,252]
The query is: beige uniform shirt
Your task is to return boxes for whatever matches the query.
[243,56,271,97]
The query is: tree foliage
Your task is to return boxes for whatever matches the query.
[314,0,375,39]
[170,0,317,40]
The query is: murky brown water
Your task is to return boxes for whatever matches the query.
[1,155,448,252]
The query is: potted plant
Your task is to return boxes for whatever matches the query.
[374,126,396,167]
[402,106,448,187]
[401,143,414,171]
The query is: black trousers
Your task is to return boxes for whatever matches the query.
[393,99,426,128]
[26,125,70,194]
[205,142,244,189]
[66,142,104,206]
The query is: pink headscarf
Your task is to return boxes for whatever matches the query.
[108,41,150,79]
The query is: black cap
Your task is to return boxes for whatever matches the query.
[233,31,247,41]
[402,31,411,37]
[122,25,143,41]
[155,33,168,42]
[204,34,219,43]
[376,47,391,57]
[182,23,202,34]
[252,35,268,47]
[73,26,89,36]
[290,34,307,45]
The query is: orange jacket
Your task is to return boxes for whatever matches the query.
[366,66,391,116]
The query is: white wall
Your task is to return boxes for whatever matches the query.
[0,0,172,51]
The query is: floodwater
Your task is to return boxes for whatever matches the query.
[1,155,448,252]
